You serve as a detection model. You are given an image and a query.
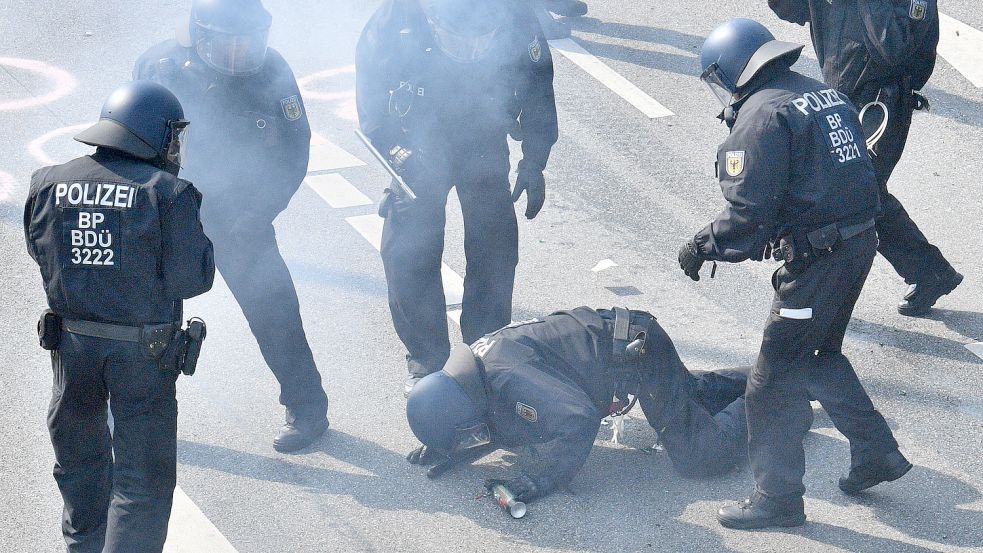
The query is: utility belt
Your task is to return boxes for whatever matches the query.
[606,307,654,416]
[37,311,206,376]
[772,218,875,266]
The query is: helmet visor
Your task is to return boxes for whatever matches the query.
[165,120,190,167]
[196,28,269,75]
[701,63,736,108]
[451,421,491,452]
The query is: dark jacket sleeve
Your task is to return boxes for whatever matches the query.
[859,0,920,68]
[160,181,215,299]
[356,1,405,153]
[496,370,600,496]
[768,0,811,25]
[23,171,41,263]
[515,7,559,172]
[263,51,312,219]
[694,108,789,263]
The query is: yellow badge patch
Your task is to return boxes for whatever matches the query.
[909,0,927,20]
[516,402,538,423]
[725,150,746,177]
[280,95,303,121]
[529,37,543,63]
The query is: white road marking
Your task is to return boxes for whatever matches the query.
[938,13,983,87]
[548,38,674,118]
[308,131,364,173]
[0,57,77,111]
[164,486,239,553]
[345,213,466,310]
[306,173,371,208]
[967,342,983,361]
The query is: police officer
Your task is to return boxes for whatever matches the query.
[356,0,558,396]
[406,307,750,503]
[679,19,911,529]
[769,0,962,316]
[24,81,214,552]
[134,0,330,452]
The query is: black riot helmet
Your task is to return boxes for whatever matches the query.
[189,0,273,76]
[75,81,189,174]
[699,18,803,108]
[406,345,492,454]
[419,0,509,63]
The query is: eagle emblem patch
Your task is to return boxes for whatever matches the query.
[528,37,543,63]
[909,0,927,20]
[516,402,538,423]
[280,95,303,121]
[725,150,746,177]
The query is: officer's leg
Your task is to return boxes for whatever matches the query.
[103,343,177,553]
[48,333,112,553]
[864,87,953,285]
[207,219,327,417]
[807,235,899,468]
[656,393,748,479]
[690,366,749,415]
[635,319,698,431]
[381,173,454,374]
[456,149,517,344]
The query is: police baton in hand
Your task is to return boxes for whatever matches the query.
[354,129,418,203]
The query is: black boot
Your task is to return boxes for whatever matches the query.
[404,356,432,398]
[273,409,329,453]
[839,449,913,495]
[897,269,963,316]
[544,0,589,17]
[717,497,806,530]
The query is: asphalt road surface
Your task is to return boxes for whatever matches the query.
[2,1,982,552]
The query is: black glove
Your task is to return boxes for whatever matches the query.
[483,473,547,503]
[511,164,546,219]
[678,240,705,281]
[387,144,427,184]
[406,445,447,466]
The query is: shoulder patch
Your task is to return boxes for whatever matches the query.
[725,151,746,177]
[516,402,538,422]
[528,37,543,63]
[280,95,303,121]
[909,0,927,20]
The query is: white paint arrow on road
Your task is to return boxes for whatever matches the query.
[938,13,983,88]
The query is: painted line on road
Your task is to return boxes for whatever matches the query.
[306,173,372,208]
[164,486,239,552]
[548,38,674,118]
[938,13,983,88]
[27,123,89,165]
[0,57,77,111]
[345,213,466,313]
[0,170,15,203]
[309,131,364,173]
[966,342,983,361]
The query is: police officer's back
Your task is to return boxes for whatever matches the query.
[134,0,331,453]
[680,19,910,531]
[24,81,213,553]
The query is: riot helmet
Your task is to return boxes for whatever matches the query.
[406,345,492,454]
[189,0,272,76]
[419,0,509,63]
[75,81,189,174]
[699,18,803,107]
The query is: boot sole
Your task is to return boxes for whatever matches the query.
[718,513,806,530]
[273,419,330,453]
[839,460,913,495]
[897,272,964,317]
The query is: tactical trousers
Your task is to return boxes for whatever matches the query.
[856,83,953,284]
[747,229,899,509]
[48,333,177,553]
[636,321,749,478]
[205,213,328,418]
[381,145,519,375]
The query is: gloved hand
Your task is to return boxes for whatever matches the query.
[678,240,705,281]
[483,473,547,503]
[406,445,447,466]
[387,144,428,184]
[511,164,546,219]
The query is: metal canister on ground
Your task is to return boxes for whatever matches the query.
[491,484,527,519]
